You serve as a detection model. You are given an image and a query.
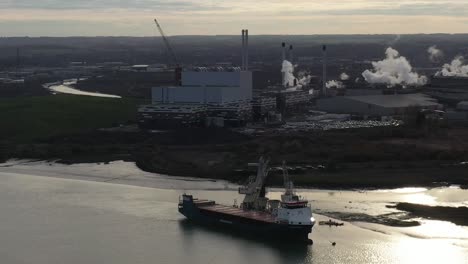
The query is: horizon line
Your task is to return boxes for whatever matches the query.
[3,32,468,38]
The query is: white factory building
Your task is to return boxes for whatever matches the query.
[139,29,254,128]
[143,70,253,127]
[317,93,441,117]
[152,71,252,105]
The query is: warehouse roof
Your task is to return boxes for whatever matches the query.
[346,93,439,108]
[457,101,468,111]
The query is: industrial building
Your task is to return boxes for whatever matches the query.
[425,76,468,105]
[316,93,441,117]
[443,101,468,125]
[141,69,253,128]
[139,30,253,128]
[152,71,252,105]
[458,101,468,111]
[137,27,320,129]
[431,76,468,89]
[252,92,277,120]
[280,89,312,113]
[138,104,207,128]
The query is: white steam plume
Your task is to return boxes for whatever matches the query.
[281,60,312,89]
[297,70,312,86]
[436,56,468,77]
[326,80,344,89]
[362,47,427,87]
[282,60,296,87]
[388,34,401,45]
[427,46,444,63]
[340,72,349,81]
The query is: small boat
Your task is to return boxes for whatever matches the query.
[319,219,344,226]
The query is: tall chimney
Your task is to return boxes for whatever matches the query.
[175,67,182,86]
[281,42,286,87]
[289,45,293,63]
[245,29,249,71]
[16,47,20,71]
[281,42,286,62]
[322,45,327,96]
[241,30,245,70]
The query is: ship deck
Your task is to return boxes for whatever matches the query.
[193,199,277,223]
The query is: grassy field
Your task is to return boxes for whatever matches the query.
[0,94,466,189]
[0,95,143,142]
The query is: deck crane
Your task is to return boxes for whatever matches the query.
[239,157,271,210]
[153,19,182,84]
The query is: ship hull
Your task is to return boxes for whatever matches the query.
[179,200,313,242]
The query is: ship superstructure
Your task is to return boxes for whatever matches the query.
[178,157,315,243]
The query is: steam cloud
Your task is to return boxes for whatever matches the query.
[388,34,401,45]
[436,56,468,77]
[362,47,427,87]
[282,60,296,87]
[326,80,344,89]
[428,46,444,63]
[340,73,349,81]
[281,60,311,89]
[297,70,312,86]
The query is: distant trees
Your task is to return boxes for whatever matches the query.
[0,141,8,162]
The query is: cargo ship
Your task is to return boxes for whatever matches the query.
[178,157,315,243]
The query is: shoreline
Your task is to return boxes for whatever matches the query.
[1,159,467,229]
[3,156,468,190]
[394,203,468,226]
[4,158,468,191]
[45,79,122,98]
[134,159,468,190]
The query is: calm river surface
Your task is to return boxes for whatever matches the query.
[45,79,121,98]
[0,161,467,264]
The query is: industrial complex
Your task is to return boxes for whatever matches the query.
[135,25,468,130]
[138,30,254,128]
[138,29,316,128]
[3,22,468,130]
[316,94,441,117]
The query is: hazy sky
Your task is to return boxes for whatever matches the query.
[1,0,467,36]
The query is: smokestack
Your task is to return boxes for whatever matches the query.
[322,45,327,96]
[281,42,286,61]
[281,42,286,87]
[241,30,245,70]
[289,45,293,63]
[16,47,20,71]
[245,29,249,71]
[175,67,182,85]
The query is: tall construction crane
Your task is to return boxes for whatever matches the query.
[154,19,179,67]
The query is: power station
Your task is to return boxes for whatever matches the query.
[138,29,317,129]
[136,20,468,129]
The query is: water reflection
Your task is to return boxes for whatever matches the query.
[1,164,467,264]
[178,219,311,264]
[45,79,121,98]
[388,187,428,193]
[404,220,468,240]
[392,237,467,264]
[402,193,436,205]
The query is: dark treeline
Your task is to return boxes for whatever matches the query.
[1,34,468,68]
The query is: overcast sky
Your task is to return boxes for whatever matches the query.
[1,0,467,36]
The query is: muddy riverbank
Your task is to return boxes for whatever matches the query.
[3,126,468,189]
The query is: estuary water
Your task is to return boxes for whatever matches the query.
[0,161,467,264]
[44,79,121,98]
